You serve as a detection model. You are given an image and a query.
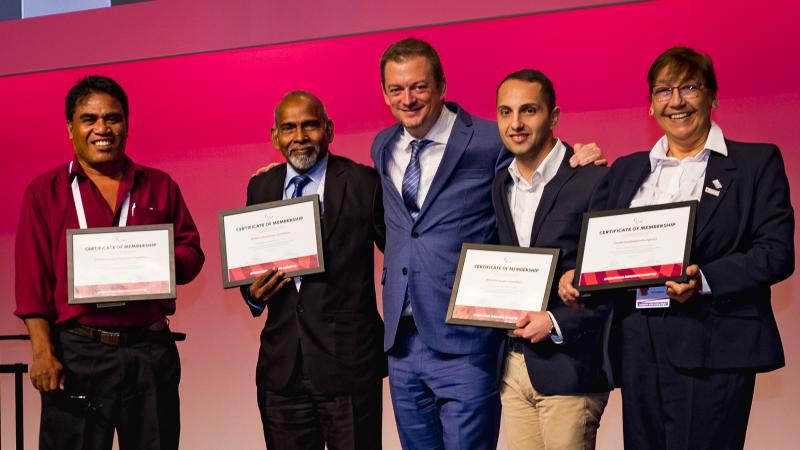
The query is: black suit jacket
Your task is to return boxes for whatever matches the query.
[605,140,793,373]
[492,144,611,395]
[241,154,387,394]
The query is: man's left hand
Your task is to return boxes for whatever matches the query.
[513,312,553,344]
[570,142,607,167]
[665,264,702,303]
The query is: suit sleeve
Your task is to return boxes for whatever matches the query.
[701,145,795,298]
[372,174,386,253]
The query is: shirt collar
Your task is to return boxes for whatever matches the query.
[284,152,329,189]
[399,105,457,148]
[649,121,728,171]
[69,155,142,180]
[508,139,566,187]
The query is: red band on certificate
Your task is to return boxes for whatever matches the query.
[228,255,319,281]
[451,305,528,324]
[579,263,683,286]
[74,281,172,299]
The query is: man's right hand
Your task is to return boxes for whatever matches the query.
[251,162,280,178]
[248,268,292,305]
[30,350,64,392]
[24,317,65,392]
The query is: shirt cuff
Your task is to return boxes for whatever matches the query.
[546,311,564,344]
[245,289,266,315]
[699,270,712,295]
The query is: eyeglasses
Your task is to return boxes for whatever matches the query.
[651,83,704,102]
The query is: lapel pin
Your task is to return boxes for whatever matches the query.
[704,186,720,197]
[712,179,722,189]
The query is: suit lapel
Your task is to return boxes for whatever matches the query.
[618,159,651,208]
[262,165,287,202]
[377,125,412,226]
[530,147,576,246]
[694,149,735,237]
[321,155,345,240]
[495,170,520,246]
[416,108,472,223]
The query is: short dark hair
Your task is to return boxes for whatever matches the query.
[647,46,718,98]
[497,69,556,113]
[380,38,445,89]
[65,75,129,121]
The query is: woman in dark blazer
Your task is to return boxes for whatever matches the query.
[559,46,794,450]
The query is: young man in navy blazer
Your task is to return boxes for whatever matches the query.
[371,38,606,450]
[492,69,611,449]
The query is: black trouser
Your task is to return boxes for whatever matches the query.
[619,311,756,450]
[257,353,382,450]
[40,329,181,450]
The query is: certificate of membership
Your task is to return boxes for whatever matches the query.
[218,195,324,288]
[68,224,176,305]
[446,244,559,329]
[574,200,697,292]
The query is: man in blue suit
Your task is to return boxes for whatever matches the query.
[371,38,604,450]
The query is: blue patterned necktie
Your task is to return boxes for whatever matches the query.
[401,139,433,220]
[288,174,312,198]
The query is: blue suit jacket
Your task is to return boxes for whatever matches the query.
[493,144,612,395]
[605,140,793,373]
[371,103,511,354]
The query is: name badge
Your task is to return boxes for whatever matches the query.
[635,286,670,309]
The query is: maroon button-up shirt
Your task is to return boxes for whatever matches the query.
[14,156,205,328]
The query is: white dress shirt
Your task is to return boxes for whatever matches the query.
[629,121,727,293]
[506,139,567,342]
[386,106,457,211]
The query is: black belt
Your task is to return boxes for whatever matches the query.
[508,337,528,354]
[64,324,185,346]
[398,315,417,333]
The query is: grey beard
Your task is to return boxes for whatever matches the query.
[287,151,318,172]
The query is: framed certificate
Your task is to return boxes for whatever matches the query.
[445,244,560,329]
[218,195,324,288]
[67,224,176,305]
[574,200,697,292]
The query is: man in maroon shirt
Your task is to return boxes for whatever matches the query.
[14,76,204,450]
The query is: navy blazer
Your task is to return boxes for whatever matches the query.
[605,140,793,372]
[493,145,611,395]
[240,154,387,394]
[371,103,512,354]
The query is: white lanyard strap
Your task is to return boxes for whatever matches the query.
[68,161,130,229]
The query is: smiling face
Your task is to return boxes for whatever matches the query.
[650,65,716,155]
[382,56,446,139]
[496,79,559,161]
[67,92,128,172]
[271,94,333,172]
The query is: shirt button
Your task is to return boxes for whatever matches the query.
[296,304,304,313]
[402,268,408,275]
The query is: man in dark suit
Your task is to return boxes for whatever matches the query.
[371,38,605,450]
[241,91,386,450]
[560,47,794,450]
[492,69,611,449]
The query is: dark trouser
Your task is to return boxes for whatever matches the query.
[257,355,382,450]
[40,329,181,450]
[620,311,756,450]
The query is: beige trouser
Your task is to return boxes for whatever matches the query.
[500,351,609,450]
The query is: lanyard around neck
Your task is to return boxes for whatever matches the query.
[68,161,130,229]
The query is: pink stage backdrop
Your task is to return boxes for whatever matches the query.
[1,0,798,448]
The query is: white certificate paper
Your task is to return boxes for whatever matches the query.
[574,201,697,291]
[218,195,324,288]
[67,224,176,304]
[446,244,559,329]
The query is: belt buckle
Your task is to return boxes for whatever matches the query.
[101,330,125,346]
